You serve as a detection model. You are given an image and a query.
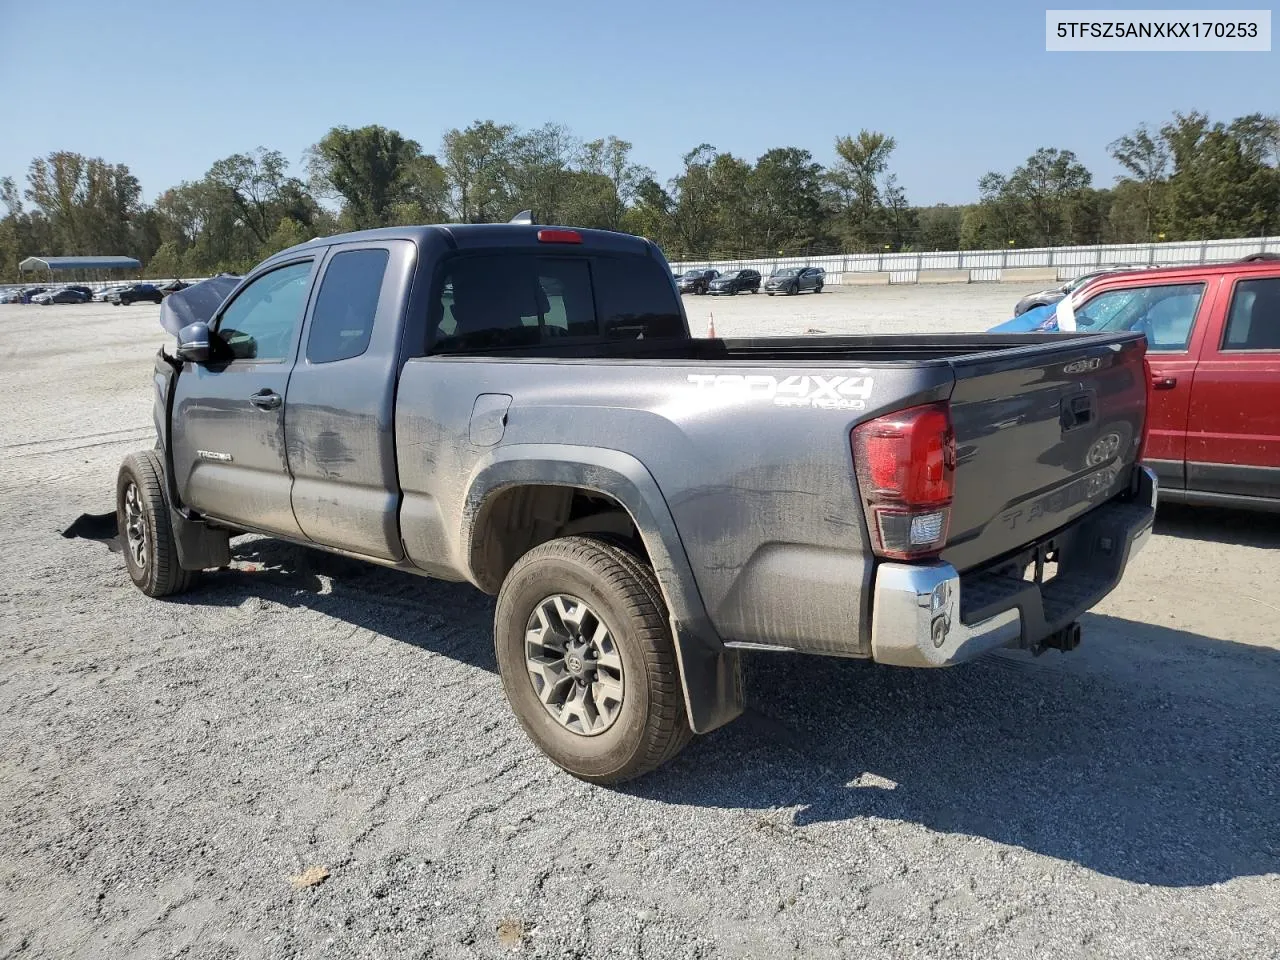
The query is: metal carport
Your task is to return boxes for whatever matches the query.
[19,256,142,281]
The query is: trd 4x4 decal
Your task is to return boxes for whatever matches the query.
[687,373,875,411]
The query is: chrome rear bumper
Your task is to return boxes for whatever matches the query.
[870,466,1157,668]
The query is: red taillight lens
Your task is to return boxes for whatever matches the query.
[537,229,582,244]
[852,402,957,560]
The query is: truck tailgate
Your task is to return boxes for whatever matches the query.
[940,332,1147,573]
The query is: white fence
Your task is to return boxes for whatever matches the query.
[5,235,1278,297]
[669,236,1280,285]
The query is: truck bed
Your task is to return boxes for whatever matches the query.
[399,327,1149,655]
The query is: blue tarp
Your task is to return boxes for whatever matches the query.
[19,255,142,272]
[987,303,1059,333]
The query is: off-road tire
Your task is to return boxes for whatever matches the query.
[117,450,198,598]
[494,536,692,783]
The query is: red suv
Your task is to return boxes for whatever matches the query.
[1043,258,1279,510]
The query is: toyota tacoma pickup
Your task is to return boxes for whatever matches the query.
[117,223,1157,783]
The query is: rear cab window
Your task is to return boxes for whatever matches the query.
[430,252,684,353]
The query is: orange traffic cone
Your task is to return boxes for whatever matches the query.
[707,312,717,338]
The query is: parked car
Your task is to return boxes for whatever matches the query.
[1012,266,1141,317]
[115,222,1154,783]
[708,269,762,295]
[95,284,128,302]
[158,279,191,296]
[765,267,825,295]
[676,269,719,295]
[11,286,48,304]
[991,258,1279,510]
[110,283,164,306]
[35,286,91,304]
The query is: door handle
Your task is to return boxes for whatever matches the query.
[249,389,282,410]
[1150,376,1177,391]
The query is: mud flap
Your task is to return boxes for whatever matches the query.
[170,506,231,571]
[672,620,744,734]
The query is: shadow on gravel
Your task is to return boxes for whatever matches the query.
[64,515,1280,887]
[1155,502,1280,548]
[175,538,499,674]
[630,613,1280,888]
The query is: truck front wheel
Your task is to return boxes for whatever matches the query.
[494,536,691,783]
[116,451,198,598]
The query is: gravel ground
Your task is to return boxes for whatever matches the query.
[2,287,1279,960]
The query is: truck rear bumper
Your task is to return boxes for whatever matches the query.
[870,465,1157,668]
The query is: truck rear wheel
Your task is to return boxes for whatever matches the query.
[494,536,691,783]
[117,450,198,598]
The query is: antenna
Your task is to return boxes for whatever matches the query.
[509,210,535,225]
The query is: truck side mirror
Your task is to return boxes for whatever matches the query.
[176,321,212,363]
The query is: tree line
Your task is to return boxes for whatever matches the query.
[1,110,1277,281]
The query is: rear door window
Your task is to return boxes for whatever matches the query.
[306,248,390,364]
[1222,277,1280,350]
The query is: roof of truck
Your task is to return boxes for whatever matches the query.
[1084,257,1280,286]
[273,223,654,261]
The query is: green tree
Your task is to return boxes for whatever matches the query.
[1226,113,1280,166]
[206,148,299,245]
[1163,120,1280,238]
[144,240,184,279]
[621,176,676,251]
[263,217,311,256]
[827,130,899,251]
[308,125,427,229]
[389,154,449,224]
[574,136,653,231]
[507,122,577,225]
[1108,123,1170,239]
[668,144,720,257]
[916,204,964,250]
[705,152,754,257]
[24,151,141,255]
[749,147,825,254]
[977,148,1093,247]
[440,120,517,223]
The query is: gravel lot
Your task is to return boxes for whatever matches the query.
[2,286,1278,959]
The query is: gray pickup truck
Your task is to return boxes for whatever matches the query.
[117,224,1157,783]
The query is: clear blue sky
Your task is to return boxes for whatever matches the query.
[0,0,1274,205]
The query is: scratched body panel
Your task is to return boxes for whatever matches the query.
[284,240,416,561]
[402,356,934,656]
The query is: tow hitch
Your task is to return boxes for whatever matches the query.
[1039,621,1082,653]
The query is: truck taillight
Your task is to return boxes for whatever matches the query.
[852,402,957,560]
